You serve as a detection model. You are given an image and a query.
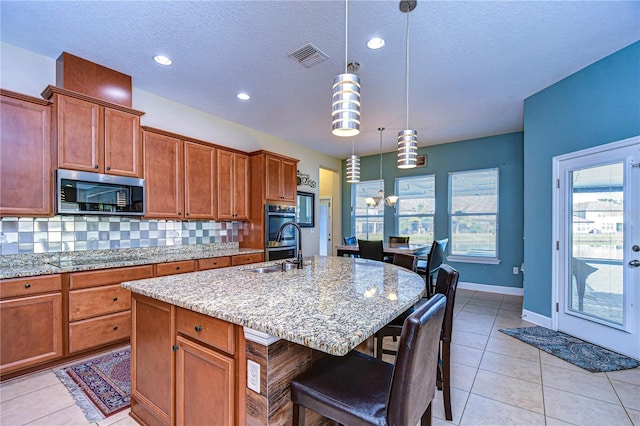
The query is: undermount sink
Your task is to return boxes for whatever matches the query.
[248,263,298,273]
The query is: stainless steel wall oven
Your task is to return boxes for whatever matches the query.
[265,204,297,261]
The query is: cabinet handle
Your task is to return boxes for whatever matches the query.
[186,212,190,216]
[195,325,203,332]
[113,326,118,331]
[24,283,31,288]
[113,297,118,301]
[178,212,182,215]
[94,165,99,169]
[106,166,111,171]
[176,266,180,270]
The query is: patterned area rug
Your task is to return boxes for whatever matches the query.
[54,349,131,422]
[500,326,640,373]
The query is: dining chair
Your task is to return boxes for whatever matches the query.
[343,235,357,245]
[375,264,459,421]
[357,239,384,261]
[290,294,447,426]
[392,253,418,272]
[384,236,410,262]
[388,235,410,244]
[417,238,448,297]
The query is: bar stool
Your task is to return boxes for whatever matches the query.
[357,239,384,261]
[291,294,446,426]
[416,238,448,297]
[375,264,459,421]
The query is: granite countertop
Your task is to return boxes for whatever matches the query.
[121,255,426,356]
[0,244,263,279]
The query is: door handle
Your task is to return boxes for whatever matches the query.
[630,260,640,267]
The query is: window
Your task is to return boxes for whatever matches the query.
[395,175,435,244]
[449,168,498,260]
[352,180,384,240]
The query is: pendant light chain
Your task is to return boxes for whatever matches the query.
[405,9,410,129]
[344,0,348,73]
[379,128,384,182]
[397,0,418,169]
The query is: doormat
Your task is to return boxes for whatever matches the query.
[499,326,639,373]
[54,348,131,422]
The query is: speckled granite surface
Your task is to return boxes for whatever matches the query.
[0,243,263,279]
[122,255,426,356]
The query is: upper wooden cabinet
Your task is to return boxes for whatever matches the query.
[217,150,248,220]
[0,90,52,217]
[184,141,216,219]
[143,130,183,219]
[143,128,217,220]
[43,86,144,178]
[265,154,298,203]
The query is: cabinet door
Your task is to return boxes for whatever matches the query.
[143,131,183,219]
[264,155,283,202]
[131,295,174,426]
[104,108,142,177]
[0,95,52,216]
[233,153,249,219]
[281,158,298,203]
[176,336,234,426]
[184,141,216,219]
[217,150,235,220]
[0,293,62,375]
[56,94,103,172]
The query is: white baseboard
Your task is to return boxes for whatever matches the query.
[521,309,553,328]
[458,281,524,296]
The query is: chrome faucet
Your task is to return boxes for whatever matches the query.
[275,221,303,269]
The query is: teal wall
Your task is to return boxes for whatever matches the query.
[523,41,640,317]
[342,132,524,289]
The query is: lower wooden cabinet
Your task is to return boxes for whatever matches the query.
[0,292,63,375]
[231,253,264,266]
[197,256,232,271]
[131,294,174,426]
[68,311,131,353]
[155,260,196,277]
[68,265,152,354]
[131,294,242,426]
[176,336,234,426]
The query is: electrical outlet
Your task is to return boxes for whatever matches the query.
[247,360,260,393]
[513,266,519,274]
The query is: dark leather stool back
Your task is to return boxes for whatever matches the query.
[388,235,410,244]
[392,253,418,272]
[434,264,459,342]
[357,239,384,261]
[387,293,446,425]
[290,294,446,426]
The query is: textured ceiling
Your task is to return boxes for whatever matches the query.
[1,1,638,158]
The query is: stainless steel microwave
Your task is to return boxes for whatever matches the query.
[56,169,145,216]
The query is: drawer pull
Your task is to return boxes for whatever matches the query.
[113,326,119,331]
[24,283,31,288]
[195,325,203,332]
[176,266,181,270]
[113,297,118,301]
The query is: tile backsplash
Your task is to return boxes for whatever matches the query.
[0,216,243,255]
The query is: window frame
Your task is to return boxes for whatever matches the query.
[394,175,436,245]
[447,167,500,264]
[351,179,385,240]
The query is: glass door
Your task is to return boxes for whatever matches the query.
[555,138,639,359]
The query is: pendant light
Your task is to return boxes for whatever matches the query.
[346,137,360,183]
[331,0,361,137]
[397,0,418,169]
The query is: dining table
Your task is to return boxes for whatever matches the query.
[335,242,431,258]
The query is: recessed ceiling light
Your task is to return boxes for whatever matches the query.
[153,55,172,66]
[367,37,385,50]
[236,92,250,100]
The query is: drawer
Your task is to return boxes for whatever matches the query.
[69,311,131,353]
[155,260,196,277]
[176,308,235,355]
[197,256,231,271]
[231,253,263,266]
[69,265,153,290]
[69,284,131,321]
[1,275,62,299]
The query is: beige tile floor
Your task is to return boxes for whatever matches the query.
[1,289,638,425]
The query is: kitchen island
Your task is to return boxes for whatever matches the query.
[122,255,425,426]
